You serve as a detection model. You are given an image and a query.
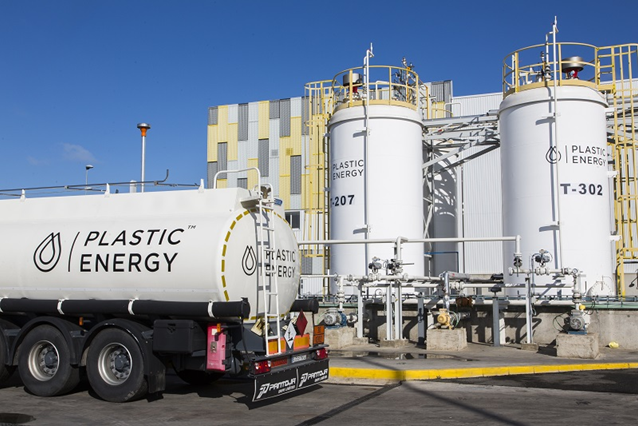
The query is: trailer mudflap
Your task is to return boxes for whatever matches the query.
[253,358,329,402]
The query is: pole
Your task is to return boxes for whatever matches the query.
[137,123,151,193]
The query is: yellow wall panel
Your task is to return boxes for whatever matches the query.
[207,125,218,162]
[217,179,227,189]
[227,123,238,161]
[279,177,290,209]
[279,137,291,176]
[290,117,302,155]
[247,158,259,189]
[217,106,229,142]
[258,101,269,139]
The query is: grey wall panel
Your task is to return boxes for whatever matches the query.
[237,177,248,189]
[238,140,248,170]
[290,155,302,194]
[208,107,218,125]
[228,104,238,124]
[280,98,291,137]
[430,80,453,104]
[217,142,228,171]
[249,101,259,122]
[269,99,280,119]
[248,122,258,159]
[258,139,269,177]
[207,162,218,188]
[238,103,249,141]
[301,255,313,275]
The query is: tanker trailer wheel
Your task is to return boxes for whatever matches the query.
[86,329,147,402]
[176,370,224,386]
[0,332,15,383]
[17,325,80,396]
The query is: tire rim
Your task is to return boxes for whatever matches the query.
[97,343,132,386]
[28,340,59,381]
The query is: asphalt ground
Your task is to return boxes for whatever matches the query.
[1,343,637,425]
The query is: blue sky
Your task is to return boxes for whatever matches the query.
[1,0,636,192]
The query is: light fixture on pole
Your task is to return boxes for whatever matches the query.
[85,164,93,194]
[137,122,151,192]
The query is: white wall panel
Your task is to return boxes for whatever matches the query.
[452,92,502,116]
[228,104,238,124]
[290,96,302,117]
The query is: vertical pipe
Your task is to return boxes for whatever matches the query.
[394,281,402,340]
[385,284,393,341]
[525,277,533,344]
[417,292,425,347]
[444,271,451,311]
[357,280,364,338]
[141,133,146,192]
[492,296,501,347]
[363,45,373,275]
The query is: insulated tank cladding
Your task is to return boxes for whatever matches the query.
[499,85,614,295]
[328,104,424,281]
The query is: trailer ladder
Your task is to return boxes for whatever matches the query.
[257,186,283,356]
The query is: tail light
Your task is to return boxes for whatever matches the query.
[313,348,328,360]
[253,359,271,374]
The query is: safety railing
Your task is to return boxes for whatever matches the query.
[332,65,422,113]
[502,42,599,97]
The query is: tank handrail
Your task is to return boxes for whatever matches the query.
[0,169,183,198]
[502,41,601,97]
[213,167,262,191]
[330,65,420,111]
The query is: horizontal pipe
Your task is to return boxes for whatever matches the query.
[300,236,521,246]
[0,298,251,319]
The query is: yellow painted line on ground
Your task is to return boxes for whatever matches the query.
[329,362,638,381]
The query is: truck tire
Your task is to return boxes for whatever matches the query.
[0,332,15,383]
[86,329,147,402]
[18,325,80,396]
[176,370,224,386]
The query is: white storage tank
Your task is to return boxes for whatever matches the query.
[328,71,425,281]
[0,188,300,321]
[499,84,614,295]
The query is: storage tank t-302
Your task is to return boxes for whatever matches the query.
[499,45,614,296]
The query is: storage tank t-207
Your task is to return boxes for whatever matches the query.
[0,185,328,402]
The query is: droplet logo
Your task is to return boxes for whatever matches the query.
[242,246,256,276]
[34,232,62,272]
[545,146,562,164]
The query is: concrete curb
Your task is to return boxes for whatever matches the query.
[328,362,638,382]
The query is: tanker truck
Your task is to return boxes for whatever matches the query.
[0,183,328,402]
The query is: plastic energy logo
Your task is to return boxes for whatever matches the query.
[33,232,62,272]
[242,246,257,276]
[545,146,562,164]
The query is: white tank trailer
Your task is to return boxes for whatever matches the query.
[500,85,614,297]
[0,187,328,402]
